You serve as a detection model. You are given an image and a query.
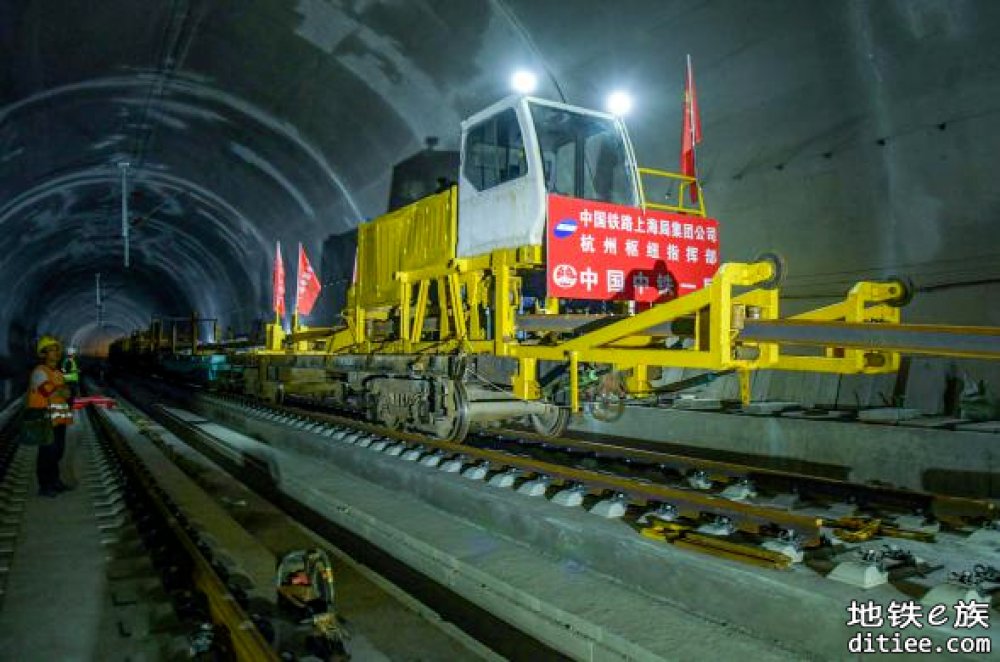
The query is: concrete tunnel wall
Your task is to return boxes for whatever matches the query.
[0,0,998,378]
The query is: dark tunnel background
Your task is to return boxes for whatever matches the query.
[1,0,999,380]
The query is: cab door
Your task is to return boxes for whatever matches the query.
[457,97,546,258]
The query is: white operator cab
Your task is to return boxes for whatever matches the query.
[457,95,643,258]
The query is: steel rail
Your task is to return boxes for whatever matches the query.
[222,394,997,533]
[260,394,995,523]
[741,320,1000,360]
[435,439,823,541]
[109,379,564,660]
[249,398,823,544]
[88,406,279,662]
[490,428,996,521]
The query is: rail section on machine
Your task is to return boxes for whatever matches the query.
[111,256,1000,444]
[740,320,1000,360]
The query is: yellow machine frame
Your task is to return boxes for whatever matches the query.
[112,162,999,430]
[262,176,928,416]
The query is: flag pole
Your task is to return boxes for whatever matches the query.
[274,240,281,327]
[687,54,705,213]
[293,242,301,333]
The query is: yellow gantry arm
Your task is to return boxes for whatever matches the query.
[257,237,1000,416]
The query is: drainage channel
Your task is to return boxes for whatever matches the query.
[106,378,565,661]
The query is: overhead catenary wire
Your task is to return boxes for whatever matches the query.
[127,0,209,170]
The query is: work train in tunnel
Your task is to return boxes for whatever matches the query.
[109,92,997,444]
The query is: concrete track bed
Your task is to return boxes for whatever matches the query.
[575,406,1000,498]
[114,387,993,661]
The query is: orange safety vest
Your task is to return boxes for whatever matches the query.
[27,364,73,426]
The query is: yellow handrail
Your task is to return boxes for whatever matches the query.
[637,167,706,217]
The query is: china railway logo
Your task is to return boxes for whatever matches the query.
[552,218,578,239]
[552,264,578,288]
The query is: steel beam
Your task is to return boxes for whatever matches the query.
[742,320,1000,360]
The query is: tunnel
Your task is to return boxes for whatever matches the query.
[2,0,998,370]
[2,2,1000,660]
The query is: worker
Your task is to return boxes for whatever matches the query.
[61,346,80,399]
[27,336,74,497]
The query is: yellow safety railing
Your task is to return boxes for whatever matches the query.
[637,167,706,217]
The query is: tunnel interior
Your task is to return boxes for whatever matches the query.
[3,4,1000,659]
[2,0,1000,378]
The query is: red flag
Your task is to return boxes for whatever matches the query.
[296,243,322,315]
[273,241,286,317]
[680,55,702,203]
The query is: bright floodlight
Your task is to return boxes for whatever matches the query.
[511,70,538,94]
[606,90,634,116]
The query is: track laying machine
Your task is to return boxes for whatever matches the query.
[111,94,1000,443]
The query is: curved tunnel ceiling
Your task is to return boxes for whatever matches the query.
[2,0,999,372]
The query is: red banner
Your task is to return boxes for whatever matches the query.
[296,243,322,316]
[546,194,720,303]
[680,55,703,203]
[273,241,286,316]
[71,395,116,410]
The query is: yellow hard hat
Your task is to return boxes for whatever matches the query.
[36,335,62,356]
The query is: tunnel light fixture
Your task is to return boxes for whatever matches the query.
[605,90,634,116]
[96,272,104,328]
[511,70,538,95]
[119,161,131,268]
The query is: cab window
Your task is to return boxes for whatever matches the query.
[530,103,637,206]
[463,109,528,191]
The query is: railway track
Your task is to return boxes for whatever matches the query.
[0,398,282,659]
[481,428,997,522]
[87,406,281,660]
[278,396,996,519]
[186,391,996,571]
[103,379,571,659]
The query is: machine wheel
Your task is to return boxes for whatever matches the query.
[884,275,915,308]
[754,252,786,290]
[440,380,471,444]
[588,392,626,422]
[530,405,570,438]
[374,396,403,429]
